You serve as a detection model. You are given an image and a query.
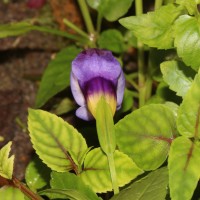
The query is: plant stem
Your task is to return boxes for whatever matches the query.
[13,177,43,200]
[155,0,163,10]
[96,12,103,34]
[77,0,95,35]
[63,18,89,39]
[135,0,146,107]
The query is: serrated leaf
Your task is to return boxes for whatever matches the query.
[28,109,88,172]
[80,148,143,193]
[119,4,182,49]
[46,171,101,200]
[0,186,24,200]
[168,137,200,200]
[87,0,133,21]
[161,60,195,97]
[111,167,168,200]
[25,156,51,191]
[35,46,81,108]
[97,29,125,53]
[115,104,178,170]
[0,142,14,179]
[177,70,200,138]
[174,15,200,71]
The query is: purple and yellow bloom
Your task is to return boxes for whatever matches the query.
[70,48,125,121]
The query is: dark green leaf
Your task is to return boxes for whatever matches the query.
[35,46,81,108]
[111,167,168,200]
[87,0,134,21]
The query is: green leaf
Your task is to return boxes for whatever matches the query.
[80,148,143,193]
[174,15,200,71]
[47,171,101,200]
[0,21,84,41]
[115,104,178,170]
[119,4,182,49]
[176,0,198,15]
[161,60,195,97]
[119,89,134,113]
[25,156,51,191]
[35,46,81,108]
[0,142,14,179]
[97,29,125,53]
[87,0,134,21]
[111,167,168,200]
[177,69,200,138]
[168,137,200,200]
[28,109,88,172]
[0,186,24,200]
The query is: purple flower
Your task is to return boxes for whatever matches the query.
[71,49,125,121]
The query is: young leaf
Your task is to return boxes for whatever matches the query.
[177,70,200,138]
[0,186,24,200]
[161,60,195,97]
[25,156,51,191]
[0,142,14,179]
[48,171,101,200]
[80,148,143,193]
[115,104,178,170]
[168,137,200,200]
[119,4,182,49]
[111,167,168,200]
[35,46,81,108]
[28,109,88,173]
[97,29,125,53]
[174,15,200,71]
[87,0,134,21]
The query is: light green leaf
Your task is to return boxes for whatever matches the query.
[28,109,88,172]
[119,4,182,49]
[177,69,200,138]
[25,156,51,191]
[161,60,195,97]
[174,15,200,71]
[48,171,101,200]
[35,46,81,108]
[111,167,168,200]
[0,186,24,200]
[87,0,134,21]
[98,29,125,53]
[176,0,198,15]
[0,142,14,179]
[115,104,178,170]
[80,148,143,193]
[168,137,200,200]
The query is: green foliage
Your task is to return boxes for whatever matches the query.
[35,46,81,108]
[115,104,178,170]
[168,137,200,200]
[111,167,168,200]
[177,69,200,138]
[25,156,51,191]
[161,60,195,97]
[86,0,134,21]
[174,15,200,71]
[0,142,14,179]
[119,4,183,49]
[80,148,143,193]
[28,109,89,172]
[0,187,24,200]
[97,29,126,53]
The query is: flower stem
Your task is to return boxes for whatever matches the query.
[155,0,163,9]
[77,0,95,35]
[63,18,89,39]
[96,12,103,34]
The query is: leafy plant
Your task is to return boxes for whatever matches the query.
[1,0,200,200]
